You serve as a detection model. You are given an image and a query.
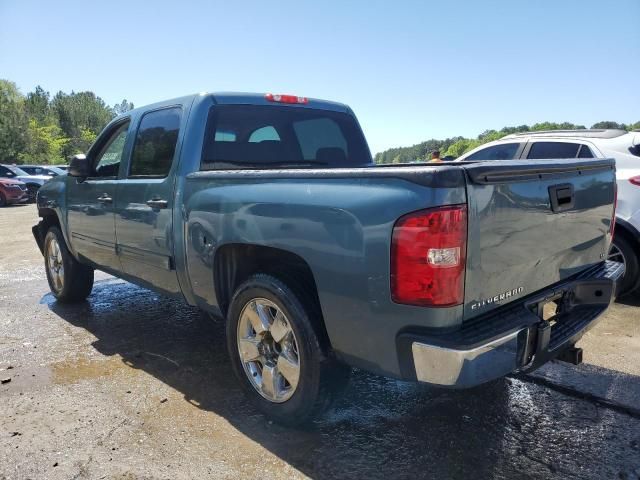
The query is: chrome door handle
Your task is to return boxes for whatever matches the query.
[97,194,113,204]
[146,198,168,209]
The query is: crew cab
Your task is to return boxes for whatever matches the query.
[33,93,622,424]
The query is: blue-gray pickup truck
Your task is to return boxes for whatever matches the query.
[33,92,623,424]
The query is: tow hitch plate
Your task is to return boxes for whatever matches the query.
[520,279,615,370]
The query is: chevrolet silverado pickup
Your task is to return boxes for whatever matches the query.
[33,92,623,424]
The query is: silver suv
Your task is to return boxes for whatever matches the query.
[456,129,640,295]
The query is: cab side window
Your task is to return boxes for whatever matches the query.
[92,121,130,177]
[129,107,182,177]
[466,143,522,161]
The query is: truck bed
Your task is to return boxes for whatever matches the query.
[181,158,616,378]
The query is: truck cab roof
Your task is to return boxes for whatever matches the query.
[119,92,351,122]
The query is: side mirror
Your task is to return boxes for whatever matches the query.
[69,154,90,178]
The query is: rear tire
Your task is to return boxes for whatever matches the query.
[226,274,350,426]
[44,227,94,303]
[0,192,6,207]
[609,233,639,296]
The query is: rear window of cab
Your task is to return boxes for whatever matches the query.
[201,105,371,170]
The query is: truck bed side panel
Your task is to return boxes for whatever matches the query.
[182,172,465,378]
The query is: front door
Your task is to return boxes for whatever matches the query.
[67,120,131,271]
[114,106,182,295]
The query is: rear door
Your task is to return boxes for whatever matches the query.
[66,119,131,271]
[461,158,616,320]
[114,106,184,295]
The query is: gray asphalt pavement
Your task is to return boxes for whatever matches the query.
[1,205,639,480]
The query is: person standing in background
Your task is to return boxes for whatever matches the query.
[429,150,442,163]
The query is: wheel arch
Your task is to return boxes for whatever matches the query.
[615,217,640,247]
[33,207,62,254]
[613,217,640,293]
[214,243,331,349]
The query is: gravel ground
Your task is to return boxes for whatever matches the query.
[0,204,639,480]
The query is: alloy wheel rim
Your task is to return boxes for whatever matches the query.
[608,244,626,268]
[237,298,300,403]
[47,238,64,293]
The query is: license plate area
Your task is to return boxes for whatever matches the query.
[519,278,614,368]
[537,294,563,323]
[519,292,567,366]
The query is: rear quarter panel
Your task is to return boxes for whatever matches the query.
[181,172,466,377]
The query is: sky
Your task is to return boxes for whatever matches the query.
[1,0,639,155]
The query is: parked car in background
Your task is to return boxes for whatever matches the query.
[32,92,621,424]
[0,164,52,202]
[20,165,67,177]
[456,129,640,295]
[0,178,29,207]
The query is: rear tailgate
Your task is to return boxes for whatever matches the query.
[461,158,616,320]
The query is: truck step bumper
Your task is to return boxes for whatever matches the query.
[412,329,522,387]
[402,261,625,388]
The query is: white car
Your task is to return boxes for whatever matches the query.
[456,129,640,295]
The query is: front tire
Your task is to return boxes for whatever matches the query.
[609,233,639,296]
[226,274,350,425]
[0,192,6,207]
[44,227,94,303]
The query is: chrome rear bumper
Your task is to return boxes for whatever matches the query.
[412,330,521,386]
[408,261,624,388]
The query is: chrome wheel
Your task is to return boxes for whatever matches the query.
[46,237,64,293]
[237,298,300,403]
[608,243,626,267]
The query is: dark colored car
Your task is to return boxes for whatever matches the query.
[0,178,29,206]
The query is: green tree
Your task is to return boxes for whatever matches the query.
[113,99,134,116]
[530,122,585,131]
[591,121,626,129]
[19,119,69,164]
[25,86,51,123]
[444,138,480,158]
[0,80,28,163]
[477,130,503,143]
[51,91,114,157]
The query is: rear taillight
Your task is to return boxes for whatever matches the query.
[629,176,640,186]
[265,93,308,104]
[391,205,467,307]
